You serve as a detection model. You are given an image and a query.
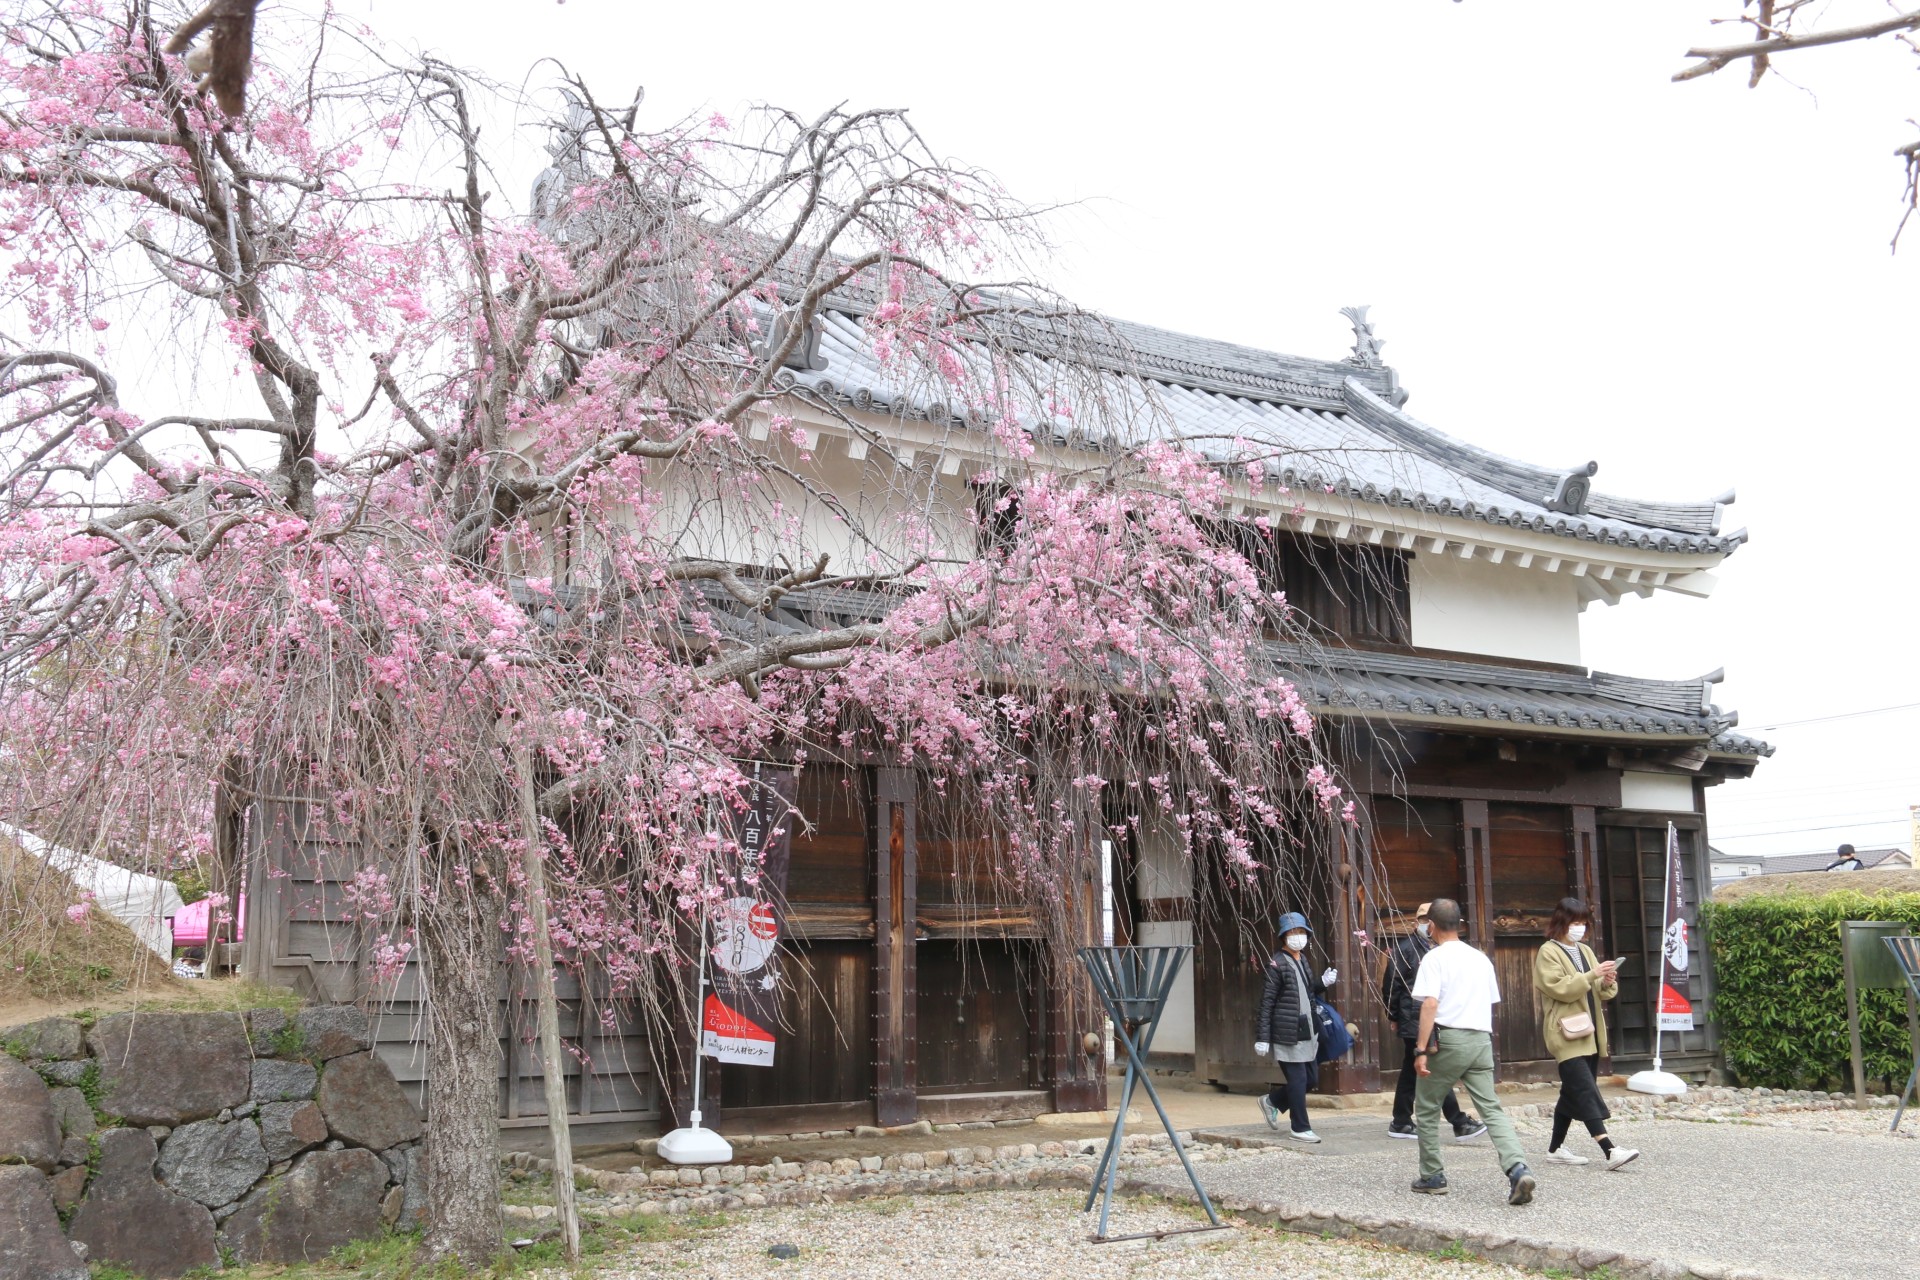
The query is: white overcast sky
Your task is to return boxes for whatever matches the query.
[329,0,1918,859]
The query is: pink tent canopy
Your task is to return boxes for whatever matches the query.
[170,894,245,946]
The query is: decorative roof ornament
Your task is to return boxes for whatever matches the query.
[1545,461,1599,515]
[1340,305,1387,369]
[532,86,644,220]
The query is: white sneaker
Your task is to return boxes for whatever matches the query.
[1287,1128,1322,1143]
[1543,1148,1591,1165]
[1605,1147,1640,1171]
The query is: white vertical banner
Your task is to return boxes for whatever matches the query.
[1657,822,1696,1033]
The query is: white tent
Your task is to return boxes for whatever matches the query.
[2,822,183,960]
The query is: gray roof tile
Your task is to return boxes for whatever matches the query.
[789,308,1741,555]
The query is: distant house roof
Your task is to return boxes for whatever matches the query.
[789,307,1744,558]
[1757,847,1912,875]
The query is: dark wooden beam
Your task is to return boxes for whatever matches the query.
[871,768,917,1126]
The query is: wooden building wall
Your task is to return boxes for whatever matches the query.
[698,763,1104,1133]
[1193,739,1724,1092]
[238,798,661,1151]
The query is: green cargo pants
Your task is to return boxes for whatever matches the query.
[1414,1027,1526,1179]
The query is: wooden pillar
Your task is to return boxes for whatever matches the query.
[1571,805,1602,938]
[1320,802,1382,1093]
[1045,868,1107,1113]
[872,768,917,1126]
[1459,800,1492,950]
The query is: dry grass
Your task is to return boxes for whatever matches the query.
[1712,866,1920,902]
[0,835,185,1018]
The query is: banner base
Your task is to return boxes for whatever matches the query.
[1627,1068,1688,1097]
[657,1125,733,1165]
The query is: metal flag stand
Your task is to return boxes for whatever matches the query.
[1078,945,1226,1244]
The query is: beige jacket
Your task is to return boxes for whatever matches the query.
[1532,940,1618,1062]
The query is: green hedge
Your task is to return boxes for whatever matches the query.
[1703,891,1920,1089]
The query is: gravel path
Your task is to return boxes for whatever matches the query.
[593,1188,1541,1280]
[1128,1111,1919,1280]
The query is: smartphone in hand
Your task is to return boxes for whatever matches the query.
[1609,956,1630,971]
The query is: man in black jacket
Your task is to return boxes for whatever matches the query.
[1381,902,1487,1141]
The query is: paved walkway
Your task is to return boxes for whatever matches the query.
[1127,1110,1919,1280]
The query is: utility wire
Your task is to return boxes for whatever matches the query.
[1750,701,1920,731]
[1712,817,1909,841]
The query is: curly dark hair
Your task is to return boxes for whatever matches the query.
[1546,897,1593,941]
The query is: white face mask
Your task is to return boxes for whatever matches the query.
[1285,933,1308,952]
[1566,924,1588,944]
[1416,922,1432,938]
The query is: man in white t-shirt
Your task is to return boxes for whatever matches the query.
[1409,898,1536,1205]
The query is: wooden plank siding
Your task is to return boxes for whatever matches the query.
[240,800,662,1148]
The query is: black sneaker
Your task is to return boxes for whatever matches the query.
[1387,1119,1418,1140]
[1507,1163,1537,1206]
[1410,1172,1449,1195]
[1453,1117,1488,1141]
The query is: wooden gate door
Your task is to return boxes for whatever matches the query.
[1368,797,1465,1059]
[723,764,876,1129]
[913,781,1040,1100]
[915,941,1035,1093]
[1486,803,1575,1074]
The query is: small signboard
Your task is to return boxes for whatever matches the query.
[1841,920,1918,1101]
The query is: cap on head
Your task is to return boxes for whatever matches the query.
[1426,898,1464,933]
[1415,902,1433,919]
[1276,911,1313,937]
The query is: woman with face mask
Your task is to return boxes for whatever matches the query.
[1532,897,1637,1170]
[1253,911,1336,1141]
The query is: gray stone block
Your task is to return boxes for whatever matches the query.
[219,1147,388,1264]
[47,1086,94,1140]
[295,1005,371,1060]
[38,1060,87,1087]
[257,1100,328,1162]
[0,1167,87,1280]
[0,1017,86,1061]
[250,1058,318,1103]
[88,1012,250,1126]
[156,1117,269,1208]
[397,1151,428,1228]
[0,1055,59,1171]
[67,1128,219,1279]
[316,1051,422,1150]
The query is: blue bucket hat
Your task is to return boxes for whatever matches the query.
[1276,911,1314,937]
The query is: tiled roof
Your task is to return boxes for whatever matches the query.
[1268,644,1768,755]
[672,579,1768,757]
[788,308,1744,557]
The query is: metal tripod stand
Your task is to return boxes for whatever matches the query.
[1078,945,1226,1243]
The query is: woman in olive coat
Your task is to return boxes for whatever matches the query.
[1532,896,1638,1170]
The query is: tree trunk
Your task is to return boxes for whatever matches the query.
[419,886,505,1265]
[515,744,581,1259]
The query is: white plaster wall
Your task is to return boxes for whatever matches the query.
[1409,553,1583,666]
[1619,770,1697,813]
[1135,920,1195,1055]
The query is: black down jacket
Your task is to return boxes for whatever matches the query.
[1380,931,1433,1034]
[1255,949,1325,1048]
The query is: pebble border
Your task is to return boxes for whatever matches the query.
[497,1087,1907,1280]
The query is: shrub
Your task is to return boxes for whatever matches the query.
[1704,890,1920,1088]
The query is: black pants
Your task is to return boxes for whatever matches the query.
[1549,1053,1612,1149]
[1265,1058,1319,1132]
[1393,1036,1465,1128]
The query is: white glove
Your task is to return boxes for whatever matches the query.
[1253,1042,1270,1055]
[1321,967,1338,986]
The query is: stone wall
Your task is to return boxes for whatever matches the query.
[0,1006,427,1279]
